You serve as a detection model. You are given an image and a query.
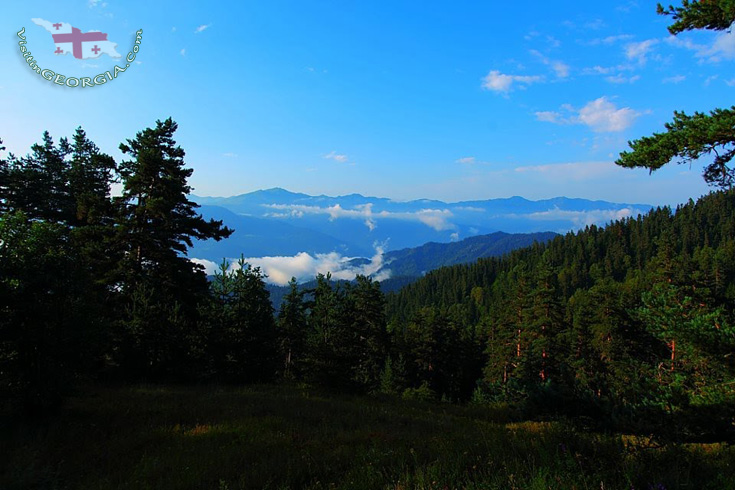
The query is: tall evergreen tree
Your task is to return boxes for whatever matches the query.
[0,132,72,223]
[341,275,389,392]
[68,127,117,226]
[277,277,309,379]
[227,259,278,382]
[112,118,233,377]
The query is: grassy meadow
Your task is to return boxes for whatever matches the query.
[2,384,734,490]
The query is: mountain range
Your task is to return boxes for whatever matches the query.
[188,188,651,285]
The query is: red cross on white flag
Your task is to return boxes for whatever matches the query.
[31,18,122,59]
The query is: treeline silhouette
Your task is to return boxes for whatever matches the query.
[1,122,733,441]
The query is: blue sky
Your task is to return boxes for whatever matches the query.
[1,0,732,206]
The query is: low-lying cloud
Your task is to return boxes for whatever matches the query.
[263,203,456,231]
[522,206,644,228]
[191,243,391,286]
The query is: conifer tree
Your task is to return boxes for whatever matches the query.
[112,118,233,377]
[277,277,308,379]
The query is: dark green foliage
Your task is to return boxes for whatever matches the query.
[657,0,735,34]
[339,275,390,391]
[382,231,557,277]
[617,107,735,189]
[277,277,309,378]
[201,258,278,382]
[114,118,232,288]
[298,274,390,393]
[0,121,243,406]
[111,118,233,378]
[0,212,102,414]
[0,130,117,412]
[2,115,735,448]
[387,190,735,439]
[0,132,73,223]
[67,127,117,226]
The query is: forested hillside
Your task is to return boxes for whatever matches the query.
[386,190,735,439]
[380,231,558,278]
[2,121,734,441]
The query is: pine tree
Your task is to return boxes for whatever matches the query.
[342,275,389,392]
[112,118,233,377]
[277,277,308,379]
[227,258,278,382]
[68,127,117,226]
[0,132,72,223]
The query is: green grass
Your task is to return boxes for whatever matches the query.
[1,384,734,489]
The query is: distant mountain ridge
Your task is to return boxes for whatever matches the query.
[265,229,557,309]
[380,231,558,278]
[191,205,372,258]
[188,188,650,287]
[192,188,651,256]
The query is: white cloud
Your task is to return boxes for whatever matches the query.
[605,74,640,84]
[530,50,570,78]
[263,203,456,231]
[578,97,641,132]
[191,243,391,286]
[625,39,659,64]
[727,78,735,87]
[665,30,735,62]
[663,75,686,84]
[191,258,219,276]
[552,61,571,78]
[584,65,614,75]
[180,48,186,56]
[600,34,635,45]
[514,161,624,181]
[481,70,542,93]
[585,19,605,31]
[222,152,238,158]
[582,64,636,76]
[538,97,641,133]
[546,35,561,48]
[195,24,211,34]
[324,151,349,163]
[524,207,642,227]
[535,111,563,123]
[709,29,735,60]
[616,2,639,14]
[456,156,476,164]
